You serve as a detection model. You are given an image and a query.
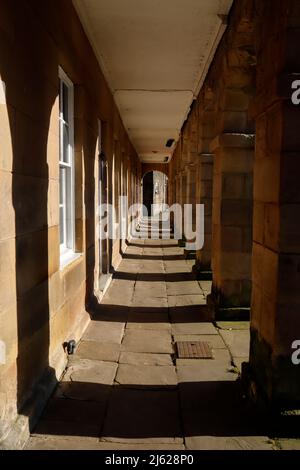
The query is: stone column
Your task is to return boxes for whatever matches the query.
[194,153,213,275]
[210,133,254,318]
[193,87,216,278]
[244,0,300,409]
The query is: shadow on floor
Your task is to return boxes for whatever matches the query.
[30,379,300,441]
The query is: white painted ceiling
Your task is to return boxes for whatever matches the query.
[73,0,233,162]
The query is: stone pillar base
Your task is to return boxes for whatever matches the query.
[192,261,212,280]
[207,289,250,320]
[184,249,196,260]
[241,329,300,412]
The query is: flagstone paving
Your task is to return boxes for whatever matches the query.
[25,235,291,451]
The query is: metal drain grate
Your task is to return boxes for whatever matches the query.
[176,341,213,359]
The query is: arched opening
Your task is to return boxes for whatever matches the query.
[142,171,168,217]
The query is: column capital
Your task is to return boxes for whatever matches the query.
[210,133,255,152]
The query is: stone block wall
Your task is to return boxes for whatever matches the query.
[247,0,300,408]
[0,0,140,447]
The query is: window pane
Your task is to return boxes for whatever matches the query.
[59,167,65,204]
[62,82,69,123]
[60,206,65,245]
[62,124,69,163]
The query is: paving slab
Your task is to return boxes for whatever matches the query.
[198,281,212,293]
[170,305,213,323]
[176,354,234,383]
[168,295,206,307]
[101,388,182,443]
[55,359,117,402]
[25,436,104,450]
[127,311,170,331]
[232,356,249,372]
[60,358,117,385]
[134,281,167,298]
[83,320,125,344]
[143,249,163,256]
[171,321,218,336]
[101,290,133,306]
[173,334,227,349]
[131,295,168,308]
[219,329,250,359]
[115,364,178,388]
[33,398,106,438]
[276,439,300,450]
[76,341,120,363]
[179,380,267,442]
[216,321,250,330]
[26,436,185,450]
[126,322,171,331]
[166,281,203,296]
[121,329,173,354]
[91,305,129,322]
[139,261,165,273]
[185,435,274,450]
[119,352,173,366]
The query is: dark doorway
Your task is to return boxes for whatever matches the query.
[143,172,154,216]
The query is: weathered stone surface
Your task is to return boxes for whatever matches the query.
[218,329,250,358]
[60,358,117,385]
[55,359,117,402]
[177,354,234,382]
[166,281,202,296]
[119,352,173,366]
[131,296,168,308]
[83,321,125,344]
[76,340,120,363]
[134,281,167,298]
[216,321,250,330]
[168,295,206,307]
[198,280,212,293]
[121,330,173,354]
[26,436,185,450]
[115,364,178,388]
[276,439,300,451]
[185,436,274,450]
[171,321,218,336]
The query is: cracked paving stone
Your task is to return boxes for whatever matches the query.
[219,329,250,358]
[55,359,117,402]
